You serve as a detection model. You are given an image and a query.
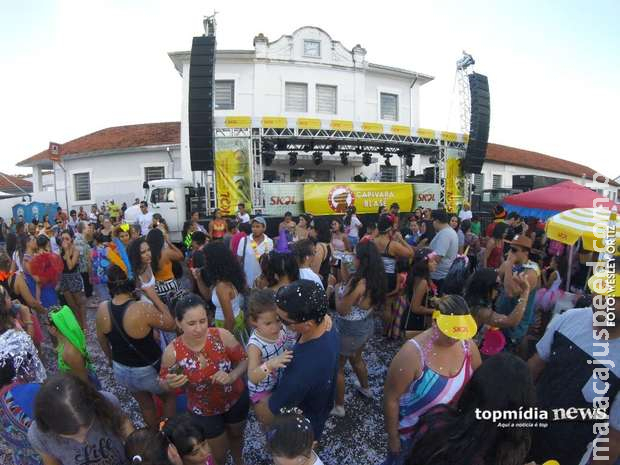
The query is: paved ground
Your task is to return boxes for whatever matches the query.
[2,296,402,465]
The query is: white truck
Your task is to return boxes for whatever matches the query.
[124,178,205,243]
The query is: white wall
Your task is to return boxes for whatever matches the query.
[50,147,181,210]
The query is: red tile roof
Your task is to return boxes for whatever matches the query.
[486,143,610,183]
[17,122,615,187]
[17,122,180,167]
[0,172,32,192]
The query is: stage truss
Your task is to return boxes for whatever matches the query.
[212,126,466,214]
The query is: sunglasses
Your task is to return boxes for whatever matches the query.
[278,315,300,327]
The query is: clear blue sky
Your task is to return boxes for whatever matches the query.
[1,0,619,179]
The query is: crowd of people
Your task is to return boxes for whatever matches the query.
[0,199,618,465]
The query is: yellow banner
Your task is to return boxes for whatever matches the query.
[303,183,414,216]
[441,131,458,142]
[445,155,464,214]
[417,128,435,138]
[224,116,251,128]
[330,120,354,131]
[297,118,321,129]
[391,125,411,136]
[362,122,384,134]
[262,117,288,128]
[214,138,253,215]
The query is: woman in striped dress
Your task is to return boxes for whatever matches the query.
[381,295,481,465]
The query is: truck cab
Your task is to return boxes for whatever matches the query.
[141,179,207,243]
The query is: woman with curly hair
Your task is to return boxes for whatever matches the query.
[28,373,134,465]
[405,353,534,465]
[328,240,387,417]
[201,242,248,341]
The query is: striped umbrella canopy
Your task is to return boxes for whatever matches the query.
[545,208,619,253]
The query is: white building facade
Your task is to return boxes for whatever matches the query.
[168,26,433,183]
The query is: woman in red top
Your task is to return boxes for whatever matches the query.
[483,222,508,270]
[160,293,248,465]
[209,209,228,241]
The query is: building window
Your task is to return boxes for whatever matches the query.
[303,40,321,58]
[380,93,399,121]
[73,172,91,201]
[215,80,234,110]
[144,166,165,182]
[492,174,502,189]
[285,82,308,112]
[316,85,337,114]
[473,173,484,192]
[380,165,398,182]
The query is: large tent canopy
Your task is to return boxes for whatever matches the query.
[502,180,616,220]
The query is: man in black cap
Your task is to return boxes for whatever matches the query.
[255,279,340,440]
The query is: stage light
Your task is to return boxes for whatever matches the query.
[405,151,413,167]
[384,155,392,167]
[303,144,313,153]
[355,146,362,155]
[312,151,323,166]
[379,147,385,157]
[362,152,372,166]
[328,143,337,155]
[340,152,349,166]
[262,141,276,166]
[288,151,298,166]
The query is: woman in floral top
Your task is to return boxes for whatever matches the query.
[160,293,248,465]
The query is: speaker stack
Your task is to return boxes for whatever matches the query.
[188,35,216,171]
[462,73,490,174]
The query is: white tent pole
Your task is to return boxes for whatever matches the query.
[566,244,574,292]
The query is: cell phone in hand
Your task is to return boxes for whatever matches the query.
[168,362,183,375]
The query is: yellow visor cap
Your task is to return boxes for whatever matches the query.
[588,273,620,297]
[433,311,478,340]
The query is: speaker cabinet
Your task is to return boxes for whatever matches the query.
[463,73,490,174]
[189,36,216,171]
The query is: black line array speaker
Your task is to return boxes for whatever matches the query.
[189,35,216,171]
[462,73,490,174]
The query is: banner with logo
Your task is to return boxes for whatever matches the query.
[445,149,465,213]
[214,137,252,215]
[303,183,414,216]
[413,183,440,210]
[263,183,304,216]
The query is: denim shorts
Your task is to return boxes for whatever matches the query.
[112,361,164,395]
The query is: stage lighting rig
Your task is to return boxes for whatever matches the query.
[312,151,323,165]
[262,140,276,166]
[288,151,298,166]
[362,152,372,166]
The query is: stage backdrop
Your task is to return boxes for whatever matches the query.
[304,183,414,216]
[214,137,252,215]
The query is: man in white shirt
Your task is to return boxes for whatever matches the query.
[135,201,153,236]
[294,239,324,289]
[237,203,251,224]
[237,216,273,288]
[458,202,473,221]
